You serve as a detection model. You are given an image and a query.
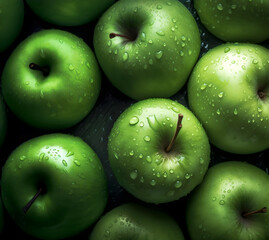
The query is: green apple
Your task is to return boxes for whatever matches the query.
[188,43,269,154]
[1,133,108,239]
[0,197,3,234]
[26,0,115,26]
[1,29,101,130]
[0,95,7,147]
[0,0,24,52]
[89,202,185,240]
[186,161,269,240]
[108,98,210,204]
[194,0,269,43]
[93,0,201,100]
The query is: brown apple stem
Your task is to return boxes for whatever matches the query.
[23,187,44,214]
[109,33,131,40]
[258,90,266,100]
[29,63,49,76]
[165,114,183,153]
[242,207,267,218]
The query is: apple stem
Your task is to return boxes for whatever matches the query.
[109,33,131,40]
[23,187,44,214]
[165,114,183,153]
[29,63,49,77]
[258,90,266,100]
[242,207,267,218]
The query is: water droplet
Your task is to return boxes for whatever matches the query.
[62,160,68,166]
[231,4,237,9]
[20,156,26,161]
[216,109,221,115]
[144,136,151,142]
[200,158,205,164]
[212,197,216,201]
[59,39,63,44]
[174,180,182,188]
[200,83,207,90]
[217,3,224,10]
[156,31,165,36]
[224,47,230,53]
[157,4,162,9]
[252,59,258,64]
[185,173,191,179]
[169,169,174,174]
[40,49,45,58]
[155,50,163,59]
[129,150,134,156]
[219,200,225,205]
[146,155,152,163]
[123,52,129,62]
[258,107,262,113]
[203,66,208,71]
[234,108,238,115]
[107,40,112,47]
[66,151,74,157]
[74,160,81,166]
[68,64,75,71]
[150,179,156,186]
[129,116,139,125]
[130,170,138,180]
[141,32,146,41]
[139,153,143,159]
[218,92,224,98]
[148,59,153,65]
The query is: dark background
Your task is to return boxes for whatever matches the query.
[0,0,268,239]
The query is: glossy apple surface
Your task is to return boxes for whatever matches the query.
[186,161,269,240]
[0,0,24,52]
[1,29,101,130]
[94,0,201,100]
[194,0,269,43]
[1,133,108,239]
[89,202,185,240]
[26,0,115,26]
[108,98,210,204]
[188,43,269,154]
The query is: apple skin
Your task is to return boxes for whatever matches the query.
[188,43,269,154]
[89,202,185,240]
[186,161,269,240]
[0,0,24,52]
[93,0,201,100]
[1,29,101,130]
[1,133,108,240]
[0,197,3,234]
[0,96,7,147]
[108,98,210,204]
[194,0,269,43]
[25,0,115,26]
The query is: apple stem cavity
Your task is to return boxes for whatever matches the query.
[109,33,132,41]
[165,114,183,153]
[242,207,267,218]
[23,187,44,214]
[258,90,266,100]
[29,63,49,77]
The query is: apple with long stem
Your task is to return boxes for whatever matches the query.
[25,0,115,26]
[94,0,201,100]
[0,0,24,52]
[1,29,101,130]
[89,202,185,240]
[1,133,108,240]
[194,0,269,43]
[188,43,269,154]
[186,161,269,240]
[108,98,210,204]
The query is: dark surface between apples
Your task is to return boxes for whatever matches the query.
[0,1,268,240]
